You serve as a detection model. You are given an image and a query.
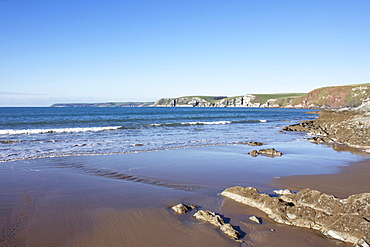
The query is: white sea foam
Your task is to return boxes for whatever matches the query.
[0,126,122,135]
[149,121,232,127]
[182,121,232,125]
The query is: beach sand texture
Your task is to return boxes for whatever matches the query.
[0,143,366,247]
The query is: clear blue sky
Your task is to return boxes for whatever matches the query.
[1,0,369,106]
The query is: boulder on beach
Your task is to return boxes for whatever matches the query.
[219,223,240,240]
[193,210,225,227]
[193,210,241,240]
[249,216,261,224]
[221,186,370,247]
[171,203,197,214]
[171,203,190,215]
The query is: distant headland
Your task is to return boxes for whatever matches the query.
[51,83,370,109]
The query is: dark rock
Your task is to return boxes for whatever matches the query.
[248,150,259,157]
[247,142,264,146]
[309,136,334,144]
[130,143,144,147]
[282,120,317,132]
[258,148,283,156]
[221,186,370,246]
[248,148,283,157]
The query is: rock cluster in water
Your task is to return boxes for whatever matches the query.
[246,141,264,146]
[248,148,283,157]
[221,186,370,247]
[282,110,370,149]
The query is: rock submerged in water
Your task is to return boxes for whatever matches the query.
[221,186,370,247]
[247,141,264,146]
[248,148,283,157]
[130,143,144,147]
[193,210,240,240]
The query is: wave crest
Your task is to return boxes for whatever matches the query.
[0,126,122,135]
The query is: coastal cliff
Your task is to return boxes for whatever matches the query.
[296,83,370,108]
[50,83,370,109]
[153,83,370,108]
[152,94,304,108]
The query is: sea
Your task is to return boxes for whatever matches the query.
[0,107,318,162]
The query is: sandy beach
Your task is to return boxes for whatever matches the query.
[273,158,370,199]
[1,140,367,247]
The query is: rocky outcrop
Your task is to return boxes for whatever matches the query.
[248,148,283,157]
[171,203,196,215]
[171,204,241,241]
[193,210,226,227]
[283,110,370,149]
[193,210,240,240]
[221,186,370,247]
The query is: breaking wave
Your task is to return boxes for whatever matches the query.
[0,126,122,135]
[149,120,268,127]
[149,121,231,127]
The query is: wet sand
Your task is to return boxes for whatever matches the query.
[0,143,367,246]
[272,158,370,199]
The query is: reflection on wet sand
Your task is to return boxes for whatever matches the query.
[0,144,364,246]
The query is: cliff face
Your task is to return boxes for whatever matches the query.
[153,84,370,108]
[50,83,370,109]
[296,84,370,108]
[153,94,304,108]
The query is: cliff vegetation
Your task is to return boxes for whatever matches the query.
[50,83,370,109]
